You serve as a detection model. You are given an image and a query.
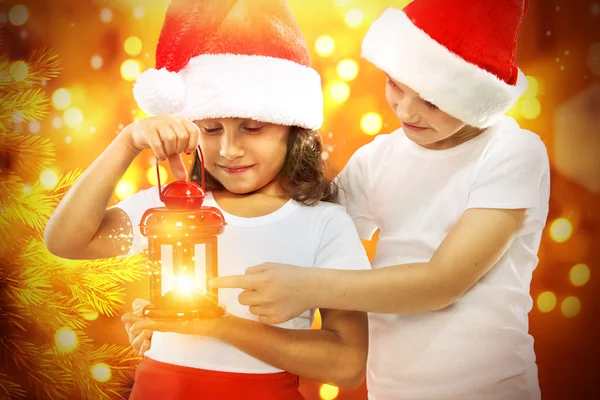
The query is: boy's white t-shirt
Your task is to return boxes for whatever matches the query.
[115,190,371,373]
[337,116,550,400]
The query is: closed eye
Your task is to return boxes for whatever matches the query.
[423,101,438,111]
[243,126,264,134]
[385,75,400,90]
[201,127,222,134]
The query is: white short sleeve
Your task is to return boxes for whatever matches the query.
[313,205,371,271]
[467,130,550,234]
[335,144,378,240]
[112,186,163,257]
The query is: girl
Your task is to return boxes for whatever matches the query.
[211,0,550,399]
[44,1,370,399]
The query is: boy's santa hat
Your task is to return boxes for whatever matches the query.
[362,0,530,128]
[133,0,323,130]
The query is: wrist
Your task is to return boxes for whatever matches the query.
[209,314,238,339]
[304,267,326,309]
[114,123,143,158]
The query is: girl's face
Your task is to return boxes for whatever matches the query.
[385,75,474,149]
[195,118,290,195]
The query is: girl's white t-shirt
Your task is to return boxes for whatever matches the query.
[337,116,550,400]
[115,191,371,373]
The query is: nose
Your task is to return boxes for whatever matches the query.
[392,94,420,123]
[219,131,245,160]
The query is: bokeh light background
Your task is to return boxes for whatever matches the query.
[1,0,599,399]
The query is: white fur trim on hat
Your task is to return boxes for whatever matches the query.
[133,54,323,130]
[361,8,528,128]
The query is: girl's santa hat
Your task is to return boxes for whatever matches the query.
[133,0,323,130]
[362,0,530,128]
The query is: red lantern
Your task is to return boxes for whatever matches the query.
[140,146,226,320]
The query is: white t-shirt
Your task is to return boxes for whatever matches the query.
[337,116,550,400]
[115,190,371,373]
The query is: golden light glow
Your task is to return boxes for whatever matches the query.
[549,218,573,243]
[569,264,590,287]
[345,9,364,28]
[52,88,72,110]
[55,328,78,353]
[361,112,383,135]
[121,59,142,82]
[100,8,112,23]
[177,276,195,293]
[315,36,335,57]
[524,76,539,98]
[9,5,29,26]
[29,120,40,134]
[148,165,168,186]
[82,311,99,321]
[337,59,359,81]
[64,107,83,128]
[521,98,541,120]
[10,61,28,82]
[52,116,63,129]
[334,0,351,6]
[124,36,143,56]
[537,291,557,313]
[320,384,340,400]
[134,7,145,19]
[505,98,522,119]
[91,55,103,70]
[561,296,581,318]
[329,81,350,103]
[91,363,111,382]
[40,169,58,189]
[115,180,136,200]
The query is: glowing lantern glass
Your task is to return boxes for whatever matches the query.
[140,146,226,319]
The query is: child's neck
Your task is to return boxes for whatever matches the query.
[212,181,291,218]
[424,125,486,150]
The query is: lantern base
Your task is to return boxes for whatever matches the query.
[143,290,225,320]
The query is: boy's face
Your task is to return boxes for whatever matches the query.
[195,118,290,195]
[385,75,469,149]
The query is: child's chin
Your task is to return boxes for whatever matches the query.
[222,182,260,195]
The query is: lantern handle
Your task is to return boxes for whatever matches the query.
[156,145,205,202]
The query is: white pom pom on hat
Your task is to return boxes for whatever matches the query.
[133,68,186,116]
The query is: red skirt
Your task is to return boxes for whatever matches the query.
[129,357,305,400]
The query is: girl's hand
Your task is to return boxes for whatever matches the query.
[210,263,317,325]
[122,312,232,338]
[121,115,200,181]
[123,298,153,356]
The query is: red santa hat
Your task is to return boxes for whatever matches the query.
[362,0,530,128]
[133,0,323,130]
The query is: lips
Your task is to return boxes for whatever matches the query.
[402,122,427,132]
[219,165,254,174]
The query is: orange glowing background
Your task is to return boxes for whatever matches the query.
[1,0,599,399]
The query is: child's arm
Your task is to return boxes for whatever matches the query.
[123,308,368,389]
[211,207,525,321]
[44,115,198,260]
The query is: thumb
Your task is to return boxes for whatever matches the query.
[167,153,188,181]
[132,298,151,313]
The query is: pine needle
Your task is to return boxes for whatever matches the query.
[0,88,50,126]
[0,369,27,399]
[0,132,55,174]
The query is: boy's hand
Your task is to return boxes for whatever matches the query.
[121,115,200,181]
[210,263,316,325]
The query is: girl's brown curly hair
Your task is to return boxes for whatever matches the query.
[189,127,339,206]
